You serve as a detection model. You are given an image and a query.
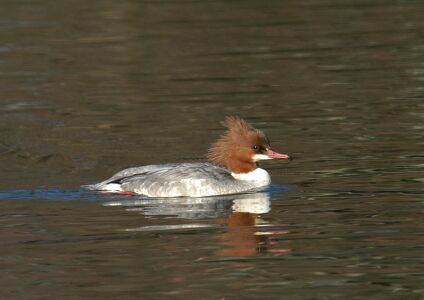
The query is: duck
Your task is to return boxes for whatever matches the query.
[83,116,290,197]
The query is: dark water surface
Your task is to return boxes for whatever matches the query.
[1,0,423,299]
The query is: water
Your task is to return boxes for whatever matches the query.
[1,0,423,299]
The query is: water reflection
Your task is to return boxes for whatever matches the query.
[0,187,291,256]
[105,191,291,256]
[104,191,271,218]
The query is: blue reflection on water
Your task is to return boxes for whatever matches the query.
[0,184,293,202]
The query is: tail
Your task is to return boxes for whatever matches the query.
[81,182,123,192]
[81,178,113,191]
[81,183,99,191]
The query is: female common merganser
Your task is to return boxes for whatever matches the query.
[84,116,290,197]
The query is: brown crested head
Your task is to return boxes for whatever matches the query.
[207,116,271,173]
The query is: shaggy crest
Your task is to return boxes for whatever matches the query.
[207,116,269,173]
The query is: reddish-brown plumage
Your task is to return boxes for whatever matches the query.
[207,116,270,173]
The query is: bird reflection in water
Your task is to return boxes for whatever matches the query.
[214,194,290,256]
[104,191,291,256]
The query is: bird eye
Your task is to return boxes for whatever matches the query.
[252,144,259,151]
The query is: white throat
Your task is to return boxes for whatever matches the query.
[252,154,273,162]
[231,168,271,185]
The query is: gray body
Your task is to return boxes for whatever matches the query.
[83,163,270,198]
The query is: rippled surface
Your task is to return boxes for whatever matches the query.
[1,0,423,299]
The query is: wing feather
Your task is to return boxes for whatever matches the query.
[83,163,239,197]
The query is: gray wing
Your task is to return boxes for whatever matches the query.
[82,163,181,190]
[120,163,237,197]
[83,163,239,197]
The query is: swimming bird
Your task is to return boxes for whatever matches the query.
[83,116,290,197]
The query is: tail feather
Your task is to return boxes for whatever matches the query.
[81,182,122,192]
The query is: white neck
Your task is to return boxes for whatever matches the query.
[231,168,271,185]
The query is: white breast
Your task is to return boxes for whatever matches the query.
[231,168,271,185]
